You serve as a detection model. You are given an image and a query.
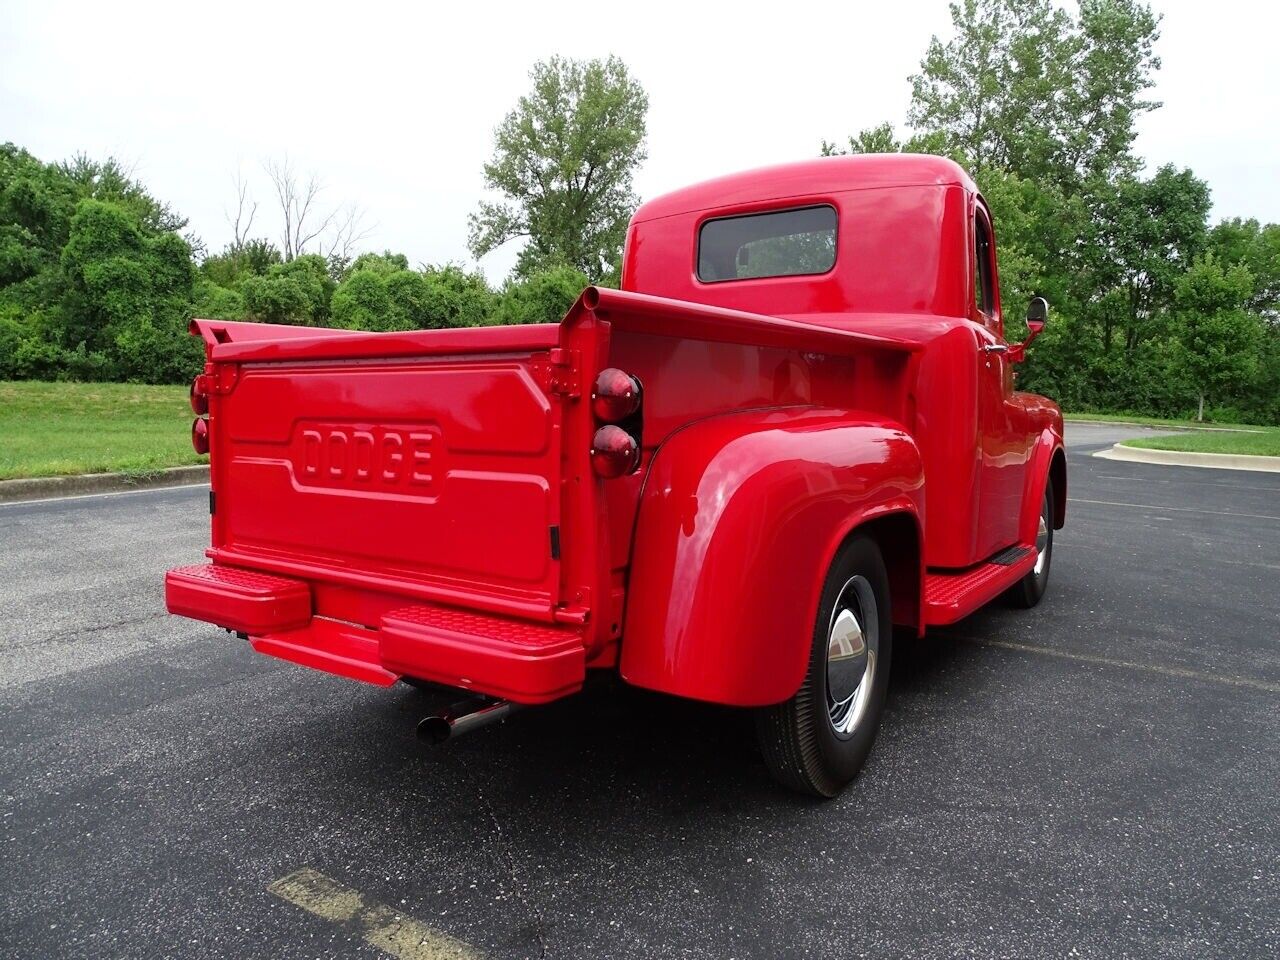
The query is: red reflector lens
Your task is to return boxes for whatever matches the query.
[190,375,209,415]
[590,425,640,478]
[592,368,641,423]
[191,417,210,455]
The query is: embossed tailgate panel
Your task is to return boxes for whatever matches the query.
[212,357,561,609]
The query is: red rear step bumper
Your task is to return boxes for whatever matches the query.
[164,563,585,704]
[165,564,311,634]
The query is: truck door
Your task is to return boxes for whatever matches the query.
[971,203,1024,556]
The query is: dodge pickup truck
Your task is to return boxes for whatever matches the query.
[166,154,1065,797]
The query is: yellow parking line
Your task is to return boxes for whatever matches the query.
[269,867,483,960]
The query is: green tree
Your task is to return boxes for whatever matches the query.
[57,199,201,380]
[1079,165,1210,352]
[192,279,246,322]
[331,268,395,330]
[240,254,334,325]
[906,0,1160,190]
[0,144,205,382]
[1208,218,1280,314]
[821,122,902,157]
[58,154,188,234]
[419,265,495,328]
[492,264,590,326]
[819,123,950,159]
[1064,0,1163,183]
[199,239,282,290]
[331,260,496,331]
[342,250,410,279]
[1172,255,1262,420]
[0,144,80,287]
[468,56,648,281]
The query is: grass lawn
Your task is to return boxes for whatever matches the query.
[1064,411,1270,432]
[0,381,206,480]
[2,382,1275,480]
[1122,428,1280,458]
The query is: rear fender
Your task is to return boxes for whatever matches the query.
[619,408,925,707]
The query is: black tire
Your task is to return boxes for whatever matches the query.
[1007,477,1054,609]
[754,535,894,798]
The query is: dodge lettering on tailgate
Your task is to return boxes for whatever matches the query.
[296,424,444,493]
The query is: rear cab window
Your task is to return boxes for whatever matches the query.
[697,205,837,283]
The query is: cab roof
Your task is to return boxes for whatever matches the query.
[632,154,976,223]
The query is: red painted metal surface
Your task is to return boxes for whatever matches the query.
[381,604,584,704]
[163,566,585,699]
[165,563,311,634]
[923,550,1037,625]
[166,154,1064,709]
[619,408,924,706]
[252,620,400,687]
[205,351,567,619]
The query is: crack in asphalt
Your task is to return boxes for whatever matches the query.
[443,752,548,959]
[0,610,169,652]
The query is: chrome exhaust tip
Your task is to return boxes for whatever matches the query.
[417,698,518,744]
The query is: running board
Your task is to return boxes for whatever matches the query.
[924,545,1036,625]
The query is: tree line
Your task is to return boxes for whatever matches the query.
[0,144,604,385]
[2,4,1277,424]
[826,0,1278,423]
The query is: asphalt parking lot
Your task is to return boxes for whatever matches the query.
[1,421,1277,959]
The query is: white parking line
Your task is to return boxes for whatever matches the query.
[1067,497,1280,522]
[1095,474,1280,492]
[956,636,1280,695]
[269,867,482,960]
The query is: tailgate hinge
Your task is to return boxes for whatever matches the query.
[553,604,590,626]
[547,348,582,398]
[205,363,240,395]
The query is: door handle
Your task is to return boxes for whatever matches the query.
[983,343,1008,353]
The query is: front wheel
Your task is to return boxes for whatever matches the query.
[754,535,894,798]
[1007,478,1054,609]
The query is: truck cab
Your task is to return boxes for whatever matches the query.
[166,154,1065,797]
[623,155,1063,573]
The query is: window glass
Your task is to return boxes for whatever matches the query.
[697,205,837,283]
[974,212,994,315]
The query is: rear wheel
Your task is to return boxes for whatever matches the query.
[754,535,893,797]
[1007,478,1054,608]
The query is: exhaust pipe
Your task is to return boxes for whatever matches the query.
[417,698,520,744]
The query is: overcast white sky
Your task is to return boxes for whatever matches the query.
[2,0,1275,281]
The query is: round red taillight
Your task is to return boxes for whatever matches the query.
[592,368,641,423]
[590,425,640,478]
[190,375,209,415]
[191,417,210,455]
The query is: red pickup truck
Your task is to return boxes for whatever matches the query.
[166,154,1065,796]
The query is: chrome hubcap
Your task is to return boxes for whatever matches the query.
[1033,495,1051,577]
[826,576,878,739]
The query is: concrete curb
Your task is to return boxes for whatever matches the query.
[1093,444,1280,473]
[0,465,210,502]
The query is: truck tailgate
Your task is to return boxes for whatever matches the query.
[202,326,567,619]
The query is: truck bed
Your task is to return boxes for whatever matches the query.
[169,291,925,703]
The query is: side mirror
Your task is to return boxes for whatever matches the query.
[1008,297,1048,364]
[1025,297,1049,342]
